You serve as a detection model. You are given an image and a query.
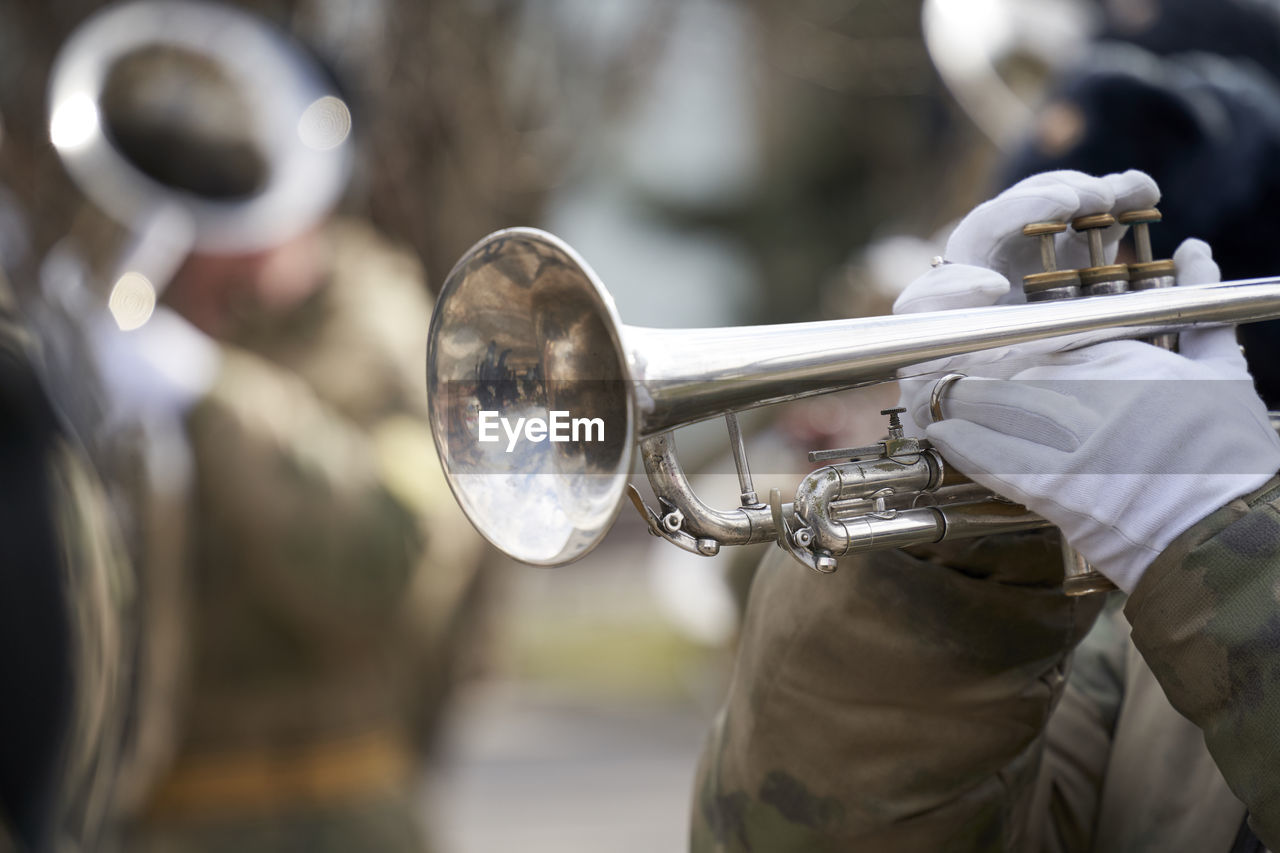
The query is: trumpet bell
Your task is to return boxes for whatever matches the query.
[427,228,635,565]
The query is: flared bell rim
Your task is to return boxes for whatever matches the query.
[426,227,636,566]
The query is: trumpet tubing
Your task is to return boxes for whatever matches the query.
[427,227,1280,575]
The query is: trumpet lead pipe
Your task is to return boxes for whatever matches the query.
[625,277,1280,434]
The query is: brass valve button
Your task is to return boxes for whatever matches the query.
[1022,222,1068,236]
[1071,213,1117,230]
[1079,263,1131,295]
[1023,269,1082,302]
[1023,221,1068,272]
[1072,213,1118,268]
[1118,208,1163,264]
[1128,259,1176,291]
[1117,208,1162,225]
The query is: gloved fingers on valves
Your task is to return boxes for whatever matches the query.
[945,183,1082,275]
[944,170,1160,291]
[1041,170,1159,269]
[892,265,1011,315]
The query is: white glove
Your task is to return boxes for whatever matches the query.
[89,305,221,423]
[913,342,1280,593]
[900,240,1280,592]
[893,170,1161,436]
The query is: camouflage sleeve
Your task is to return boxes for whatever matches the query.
[691,531,1105,853]
[184,347,424,638]
[1124,475,1280,848]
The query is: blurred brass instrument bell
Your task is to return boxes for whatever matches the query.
[427,226,1280,589]
[47,0,353,314]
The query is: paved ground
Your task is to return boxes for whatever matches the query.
[429,682,713,853]
[422,498,736,853]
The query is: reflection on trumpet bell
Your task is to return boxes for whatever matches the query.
[426,227,1280,578]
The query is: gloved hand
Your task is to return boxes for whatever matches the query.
[909,339,1280,593]
[893,170,1161,436]
[899,236,1280,592]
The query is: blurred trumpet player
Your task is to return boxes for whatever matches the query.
[29,7,486,851]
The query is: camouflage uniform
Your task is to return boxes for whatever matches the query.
[691,475,1280,851]
[124,220,484,852]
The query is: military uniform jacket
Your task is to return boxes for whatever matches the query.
[130,220,483,846]
[692,476,1280,852]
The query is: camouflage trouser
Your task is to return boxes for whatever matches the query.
[691,530,1101,852]
[691,475,1280,852]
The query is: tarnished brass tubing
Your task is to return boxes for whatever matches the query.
[839,510,947,554]
[831,481,989,517]
[838,502,1046,555]
[639,433,776,545]
[798,474,1046,557]
[794,453,945,554]
[833,453,943,500]
[936,501,1048,540]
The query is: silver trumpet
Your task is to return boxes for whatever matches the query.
[427,227,1280,589]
